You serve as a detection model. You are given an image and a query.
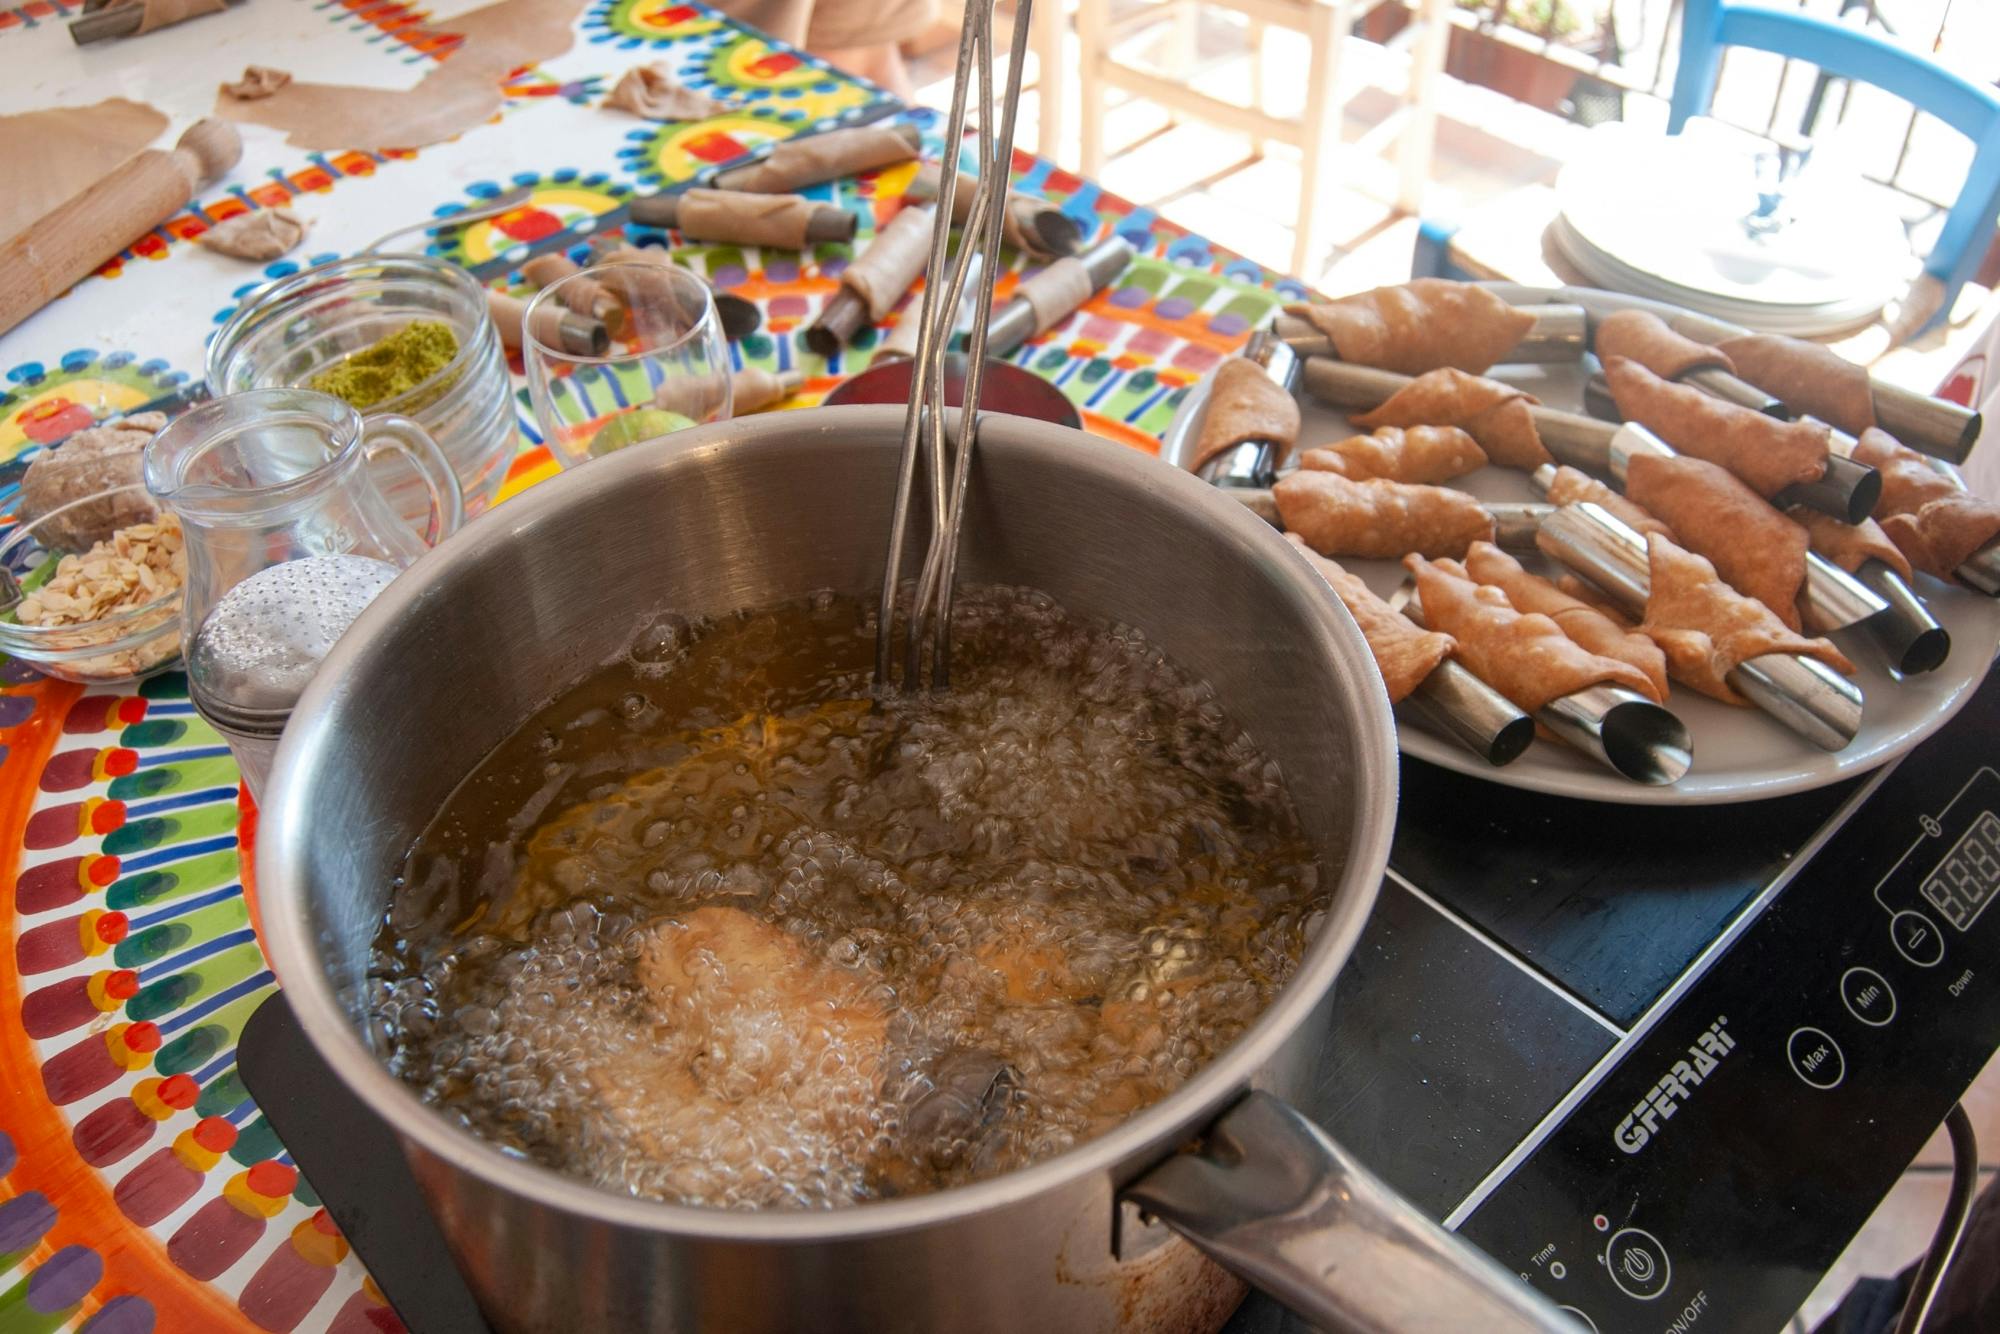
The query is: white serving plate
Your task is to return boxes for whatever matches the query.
[1158,354,2000,805]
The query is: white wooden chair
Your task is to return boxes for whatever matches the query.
[1075,0,1450,277]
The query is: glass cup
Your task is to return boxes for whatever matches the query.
[523,261,732,468]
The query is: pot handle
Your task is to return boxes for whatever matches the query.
[1122,1091,1571,1333]
[363,414,466,547]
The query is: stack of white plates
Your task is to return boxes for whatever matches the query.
[1551,120,1913,336]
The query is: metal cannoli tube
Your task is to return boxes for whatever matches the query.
[1959,543,2000,596]
[1854,559,1952,676]
[1870,382,1981,466]
[1400,661,1537,768]
[1195,331,1299,489]
[1397,582,1687,783]
[1534,503,1864,750]
[986,236,1135,356]
[1484,502,1553,551]
[1680,366,1786,416]
[1274,304,1588,365]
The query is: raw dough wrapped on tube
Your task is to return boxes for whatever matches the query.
[711,123,920,193]
[1298,425,1485,484]
[1639,534,1856,705]
[1594,309,1733,381]
[1717,333,1876,435]
[1462,541,1669,702]
[1624,454,1810,631]
[1274,470,1494,559]
[1352,368,1553,470]
[1539,464,1676,541]
[1283,279,1536,375]
[1191,358,1301,475]
[1406,555,1689,783]
[1604,356,1829,498]
[1285,536,1452,702]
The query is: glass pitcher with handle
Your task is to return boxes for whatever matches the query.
[144,387,464,644]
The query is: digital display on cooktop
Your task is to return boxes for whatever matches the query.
[1923,808,2000,931]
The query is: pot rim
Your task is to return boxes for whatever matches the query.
[257,404,1397,1242]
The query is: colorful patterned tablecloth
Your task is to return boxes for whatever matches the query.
[0,4,1308,1329]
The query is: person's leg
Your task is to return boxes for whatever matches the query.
[813,42,917,99]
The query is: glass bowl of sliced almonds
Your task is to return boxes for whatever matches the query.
[0,484,186,683]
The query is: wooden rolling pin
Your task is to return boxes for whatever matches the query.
[0,119,242,337]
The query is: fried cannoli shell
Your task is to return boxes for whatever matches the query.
[1850,428,2000,580]
[1717,333,1876,435]
[1352,368,1553,470]
[1625,453,1808,631]
[1880,497,2000,582]
[1463,541,1669,702]
[1788,506,1913,583]
[1299,425,1486,484]
[1286,535,1452,702]
[1853,427,1960,514]
[1639,534,1855,705]
[1283,279,1536,375]
[1545,465,1676,541]
[1557,573,1638,625]
[1408,555,1655,713]
[1274,470,1494,560]
[1604,356,1829,498]
[1192,358,1301,473]
[1596,310,1732,381]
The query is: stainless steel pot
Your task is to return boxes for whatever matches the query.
[257,406,1565,1334]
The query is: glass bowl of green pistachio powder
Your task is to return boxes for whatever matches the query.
[207,255,516,525]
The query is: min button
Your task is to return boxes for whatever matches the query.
[1789,1027,1845,1090]
[1841,967,1897,1027]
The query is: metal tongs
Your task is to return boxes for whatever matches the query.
[874,0,1033,691]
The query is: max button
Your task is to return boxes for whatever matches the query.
[1891,910,1944,968]
[1841,967,1896,1027]
[1789,1027,1844,1090]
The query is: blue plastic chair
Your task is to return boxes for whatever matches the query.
[1670,0,2000,329]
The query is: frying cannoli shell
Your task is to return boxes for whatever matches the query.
[1352,367,1553,470]
[1283,279,1535,376]
[1286,535,1453,703]
[1604,356,1828,498]
[1273,470,1494,560]
[1717,333,1876,435]
[712,124,918,193]
[1407,555,1656,713]
[1880,497,2000,582]
[1545,465,1676,542]
[1639,534,1855,706]
[1596,310,1732,381]
[1191,357,1301,474]
[1625,453,1809,632]
[1788,506,1913,584]
[1463,541,1669,702]
[1298,424,1485,484]
[1853,427,1961,514]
